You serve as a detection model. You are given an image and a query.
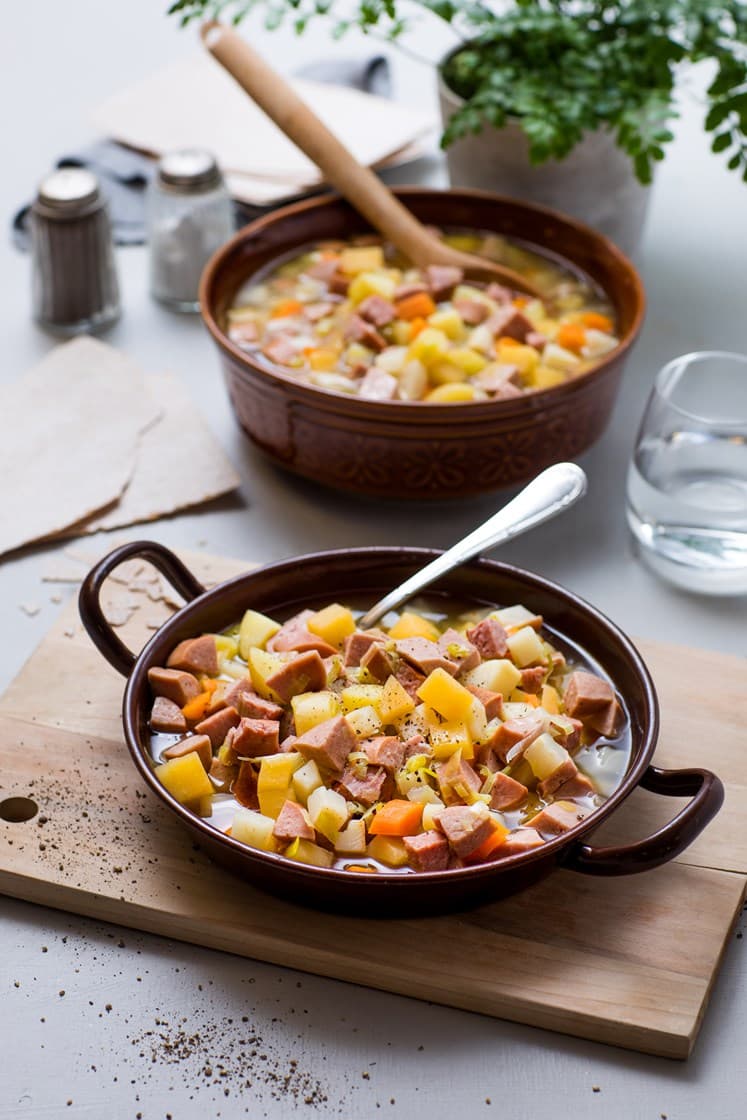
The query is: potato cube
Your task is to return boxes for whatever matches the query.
[375,346,408,375]
[367,835,408,868]
[215,634,239,662]
[334,818,367,855]
[379,675,415,723]
[308,349,340,372]
[422,802,445,830]
[527,364,567,390]
[428,307,466,340]
[417,668,475,721]
[195,795,213,818]
[542,342,581,371]
[155,752,213,807]
[340,683,385,715]
[463,658,521,697]
[292,758,323,805]
[494,604,543,631]
[525,733,570,780]
[307,785,350,843]
[428,386,483,408]
[496,341,539,375]
[339,246,385,275]
[407,327,449,365]
[465,696,488,743]
[308,603,356,648]
[541,685,561,714]
[390,320,413,346]
[239,609,281,658]
[346,705,382,739]
[394,702,429,741]
[406,785,444,807]
[387,611,440,641]
[429,360,467,386]
[507,626,546,668]
[284,837,334,868]
[247,647,286,700]
[447,348,488,375]
[257,753,303,819]
[291,691,341,736]
[397,359,428,400]
[348,270,396,303]
[231,808,277,852]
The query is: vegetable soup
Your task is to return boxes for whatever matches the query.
[147,598,630,875]
[226,230,619,402]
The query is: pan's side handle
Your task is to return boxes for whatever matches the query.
[561,766,724,876]
[78,541,207,677]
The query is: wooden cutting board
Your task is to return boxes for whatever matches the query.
[0,550,744,1059]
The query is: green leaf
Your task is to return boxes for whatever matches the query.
[712,130,733,152]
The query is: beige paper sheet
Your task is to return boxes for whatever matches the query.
[92,53,435,185]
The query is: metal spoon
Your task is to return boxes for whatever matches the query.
[358,462,587,629]
[201,22,542,298]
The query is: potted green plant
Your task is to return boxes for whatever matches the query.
[170,1,747,253]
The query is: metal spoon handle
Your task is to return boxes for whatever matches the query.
[358,463,587,630]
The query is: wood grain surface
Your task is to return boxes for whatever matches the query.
[0,550,743,1059]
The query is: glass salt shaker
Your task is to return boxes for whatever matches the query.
[30,168,120,335]
[147,149,234,312]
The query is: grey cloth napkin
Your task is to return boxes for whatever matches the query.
[11,56,391,251]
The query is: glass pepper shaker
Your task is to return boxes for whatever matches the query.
[147,149,234,312]
[30,168,121,336]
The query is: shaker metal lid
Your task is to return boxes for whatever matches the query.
[37,168,100,210]
[157,149,222,192]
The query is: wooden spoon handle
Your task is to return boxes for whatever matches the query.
[202,22,442,267]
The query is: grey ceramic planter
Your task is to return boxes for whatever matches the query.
[438,59,652,257]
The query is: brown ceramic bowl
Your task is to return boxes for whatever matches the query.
[200,188,645,499]
[79,541,722,917]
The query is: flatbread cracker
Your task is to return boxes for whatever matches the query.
[0,338,160,557]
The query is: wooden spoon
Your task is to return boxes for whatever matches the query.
[201,22,542,297]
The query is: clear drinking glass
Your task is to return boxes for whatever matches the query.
[626,350,747,595]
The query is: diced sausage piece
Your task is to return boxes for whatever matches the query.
[402,733,431,760]
[453,298,488,325]
[195,705,240,748]
[360,643,396,683]
[526,330,547,352]
[162,734,212,773]
[263,336,298,366]
[295,715,358,775]
[166,635,219,676]
[228,320,258,345]
[226,717,280,759]
[359,366,398,401]
[328,271,350,297]
[268,611,337,657]
[237,692,283,722]
[553,717,583,753]
[493,381,524,401]
[554,771,595,799]
[437,628,481,674]
[472,363,521,393]
[520,667,545,694]
[403,831,449,872]
[233,760,259,809]
[485,283,513,305]
[205,683,228,715]
[265,651,327,703]
[358,294,395,327]
[487,306,533,342]
[338,764,390,807]
[487,713,546,764]
[223,678,256,707]
[489,772,529,811]
[586,700,622,739]
[395,637,459,677]
[465,684,504,721]
[303,301,335,322]
[147,667,200,707]
[438,755,481,804]
[531,800,590,836]
[498,827,544,856]
[537,758,580,800]
[150,696,188,733]
[209,756,235,791]
[394,660,427,700]
[425,264,463,301]
[273,799,315,842]
[563,671,615,718]
[344,315,387,352]
[280,734,299,753]
[466,618,509,660]
[362,736,405,773]
[306,258,340,284]
[393,281,427,301]
[343,630,384,667]
[437,806,496,858]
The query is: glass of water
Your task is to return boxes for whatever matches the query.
[626,350,747,595]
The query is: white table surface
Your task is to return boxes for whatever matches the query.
[2,3,745,1117]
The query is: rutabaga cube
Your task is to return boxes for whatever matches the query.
[506,626,546,668]
[345,704,382,739]
[307,603,356,648]
[463,658,521,697]
[257,753,303,819]
[238,609,281,658]
[525,733,570,780]
[247,647,287,699]
[492,604,543,631]
[334,818,367,855]
[307,785,350,843]
[379,675,415,724]
[284,838,334,868]
[292,759,324,805]
[231,809,277,852]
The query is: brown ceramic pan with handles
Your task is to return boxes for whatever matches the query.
[79,541,723,916]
